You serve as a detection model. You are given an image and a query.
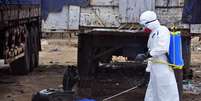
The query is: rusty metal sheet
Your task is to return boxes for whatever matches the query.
[69,6,80,30]
[90,0,118,6]
[156,7,183,26]
[42,6,69,32]
[80,7,120,27]
[119,0,155,23]
[19,8,30,19]
[190,24,201,33]
[155,0,184,7]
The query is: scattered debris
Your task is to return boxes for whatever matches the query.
[197,47,201,51]
[112,56,128,62]
[49,61,60,64]
[6,95,11,98]
[41,39,49,46]
[16,89,25,94]
[183,80,201,95]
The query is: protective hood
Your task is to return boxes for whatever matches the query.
[139,11,161,32]
[146,20,161,31]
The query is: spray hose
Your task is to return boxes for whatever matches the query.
[102,78,145,101]
[101,61,149,101]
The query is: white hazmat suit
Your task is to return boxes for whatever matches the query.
[139,11,179,101]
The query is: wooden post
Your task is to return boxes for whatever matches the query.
[174,69,183,101]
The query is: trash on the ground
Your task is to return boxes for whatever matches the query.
[58,84,63,88]
[32,88,74,101]
[49,61,60,64]
[195,70,201,73]
[115,83,120,86]
[16,89,25,94]
[112,56,128,62]
[195,75,201,78]
[41,39,49,46]
[183,80,201,95]
[197,47,201,51]
[49,48,61,52]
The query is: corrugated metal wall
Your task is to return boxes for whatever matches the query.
[80,7,119,27]
[79,0,184,28]
[119,0,155,23]
[79,0,155,28]
[42,0,201,33]
[79,0,185,28]
[80,0,119,27]
[155,0,184,26]
[69,6,80,30]
[41,0,88,20]
[42,6,69,32]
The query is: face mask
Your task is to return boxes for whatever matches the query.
[140,22,151,33]
[144,27,152,33]
[140,19,157,33]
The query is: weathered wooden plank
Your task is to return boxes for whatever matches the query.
[42,6,68,31]
[80,7,120,27]
[155,0,184,7]
[68,6,80,30]
[190,24,201,34]
[156,7,183,25]
[90,0,118,6]
[119,0,155,23]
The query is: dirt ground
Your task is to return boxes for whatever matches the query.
[0,39,77,101]
[0,38,201,101]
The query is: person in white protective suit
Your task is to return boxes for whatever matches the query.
[135,11,179,101]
